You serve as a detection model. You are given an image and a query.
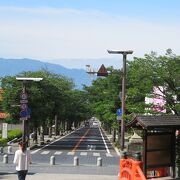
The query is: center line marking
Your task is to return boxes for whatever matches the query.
[72,128,90,152]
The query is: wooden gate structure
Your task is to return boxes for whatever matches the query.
[125,115,180,179]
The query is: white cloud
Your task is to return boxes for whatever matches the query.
[0,6,179,68]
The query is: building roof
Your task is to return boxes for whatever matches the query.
[127,115,180,129]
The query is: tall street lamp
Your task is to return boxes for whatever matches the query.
[107,50,133,150]
[16,77,43,148]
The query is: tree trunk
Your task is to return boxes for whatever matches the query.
[54,115,58,136]
[48,126,52,138]
[40,125,44,144]
[33,127,38,144]
[112,128,116,142]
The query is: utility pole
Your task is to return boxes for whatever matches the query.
[107,50,133,150]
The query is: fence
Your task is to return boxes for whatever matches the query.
[0,123,22,131]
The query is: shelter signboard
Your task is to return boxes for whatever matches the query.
[146,133,172,167]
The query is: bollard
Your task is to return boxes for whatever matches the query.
[74,156,79,166]
[3,154,8,164]
[0,147,3,154]
[97,157,102,166]
[8,146,12,154]
[50,156,55,165]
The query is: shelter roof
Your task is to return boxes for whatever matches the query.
[126,115,180,129]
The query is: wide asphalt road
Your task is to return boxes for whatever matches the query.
[0,126,120,176]
[29,126,120,166]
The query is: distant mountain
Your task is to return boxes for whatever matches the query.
[0,58,92,89]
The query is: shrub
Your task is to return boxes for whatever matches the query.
[7,129,22,141]
[0,138,7,147]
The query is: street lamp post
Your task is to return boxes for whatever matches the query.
[107,50,133,151]
[16,77,43,148]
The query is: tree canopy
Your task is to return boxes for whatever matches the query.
[1,70,90,134]
[85,50,180,131]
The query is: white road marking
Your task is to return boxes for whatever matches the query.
[41,151,49,155]
[106,153,113,157]
[54,151,62,155]
[99,127,110,154]
[30,128,82,154]
[93,152,100,156]
[67,152,75,155]
[31,150,38,154]
[101,128,121,156]
[80,152,87,156]
[86,139,98,142]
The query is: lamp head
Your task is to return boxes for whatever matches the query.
[16,77,43,82]
[107,50,133,55]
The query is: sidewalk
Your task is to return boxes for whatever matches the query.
[1,172,178,180]
[0,173,118,180]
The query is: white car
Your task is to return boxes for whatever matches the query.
[92,121,99,127]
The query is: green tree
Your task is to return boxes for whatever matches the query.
[127,49,180,115]
[84,67,121,133]
[1,70,86,143]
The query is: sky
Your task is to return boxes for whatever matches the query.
[0,0,180,69]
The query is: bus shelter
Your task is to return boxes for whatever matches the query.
[127,115,180,178]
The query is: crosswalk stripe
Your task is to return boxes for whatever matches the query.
[41,151,50,155]
[31,150,38,154]
[67,152,75,155]
[80,152,87,156]
[106,153,113,157]
[31,150,115,157]
[54,151,62,155]
[93,152,100,156]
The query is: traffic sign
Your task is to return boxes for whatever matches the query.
[20,100,28,104]
[20,110,28,118]
[20,104,28,110]
[116,116,121,121]
[116,108,122,116]
[20,93,28,100]
[97,64,108,76]
[20,117,28,121]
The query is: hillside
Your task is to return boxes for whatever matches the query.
[0,58,92,89]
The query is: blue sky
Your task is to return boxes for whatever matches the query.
[0,0,180,69]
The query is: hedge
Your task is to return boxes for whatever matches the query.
[0,138,7,147]
[8,129,22,141]
[0,129,22,147]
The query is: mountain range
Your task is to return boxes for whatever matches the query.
[0,58,93,89]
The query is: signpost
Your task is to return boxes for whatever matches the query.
[20,89,29,146]
[16,77,43,148]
